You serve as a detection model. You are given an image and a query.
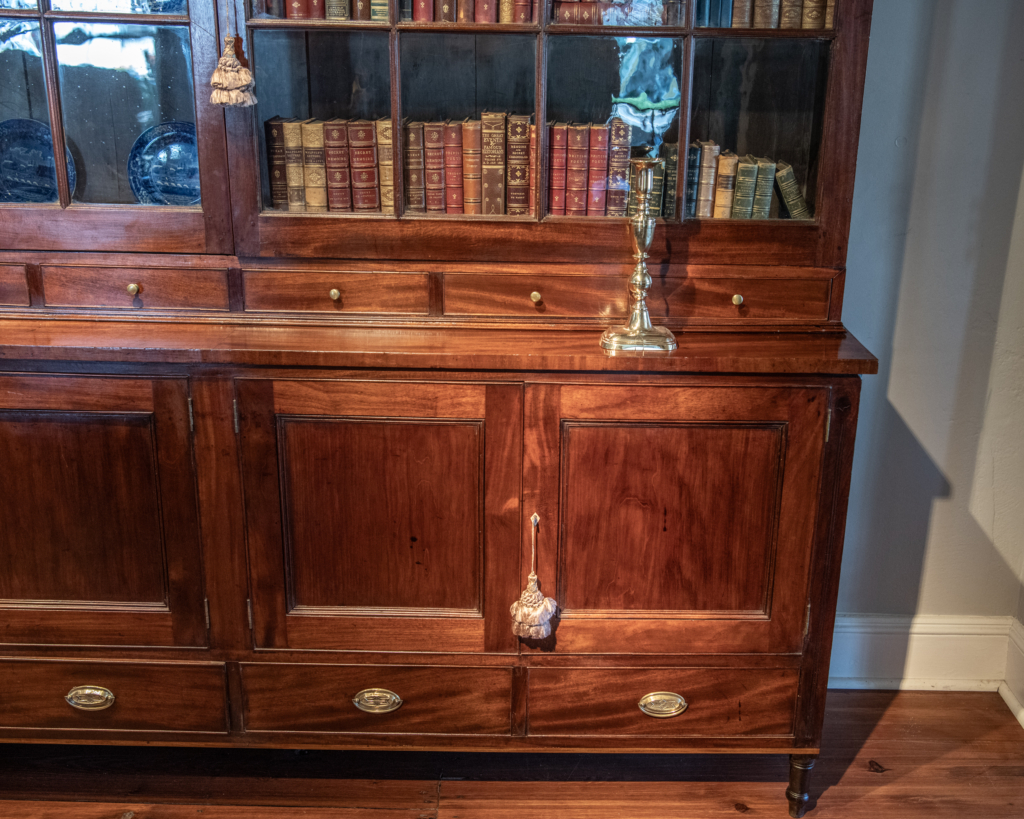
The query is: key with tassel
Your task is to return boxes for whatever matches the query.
[511,513,558,639]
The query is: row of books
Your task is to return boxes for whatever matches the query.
[685,141,810,220]
[262,0,537,22]
[696,0,835,28]
[551,0,683,26]
[405,115,536,216]
[265,117,395,213]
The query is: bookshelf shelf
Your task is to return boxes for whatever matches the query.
[695,26,836,39]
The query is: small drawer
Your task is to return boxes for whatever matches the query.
[0,265,30,306]
[0,659,228,733]
[665,278,831,320]
[528,668,797,737]
[243,270,429,314]
[42,266,230,311]
[243,663,512,735]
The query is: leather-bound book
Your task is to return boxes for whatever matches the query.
[475,0,496,22]
[731,0,753,26]
[348,120,380,212]
[282,118,307,212]
[403,121,426,213]
[264,116,288,210]
[630,161,665,216]
[695,139,720,217]
[324,119,352,213]
[605,117,631,217]
[718,0,733,26]
[499,0,514,23]
[513,0,530,22]
[565,123,589,217]
[436,0,455,22]
[752,0,779,27]
[444,122,464,214]
[371,0,389,20]
[683,142,700,219]
[779,0,802,28]
[400,0,412,19]
[424,122,446,214]
[730,154,758,218]
[301,120,328,213]
[308,0,326,17]
[505,114,531,216]
[457,0,474,21]
[774,160,810,218]
[548,122,567,215]
[661,143,679,219]
[462,120,482,214]
[712,151,738,217]
[353,0,371,18]
[801,0,824,28]
[750,156,776,219]
[285,0,311,18]
[586,123,609,217]
[481,112,506,215]
[825,0,834,27]
[375,118,395,215]
[528,123,536,217]
[326,0,350,17]
[413,0,433,18]
[695,0,709,26]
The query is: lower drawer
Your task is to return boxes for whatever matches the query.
[528,668,798,737]
[243,663,512,735]
[0,659,228,733]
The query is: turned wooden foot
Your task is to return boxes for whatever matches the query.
[786,754,817,817]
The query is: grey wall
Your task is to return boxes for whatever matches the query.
[840,0,1024,619]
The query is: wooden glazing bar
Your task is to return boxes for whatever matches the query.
[37,9,71,209]
[534,29,546,220]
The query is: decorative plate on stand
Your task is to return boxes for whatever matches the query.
[0,118,76,204]
[127,121,201,206]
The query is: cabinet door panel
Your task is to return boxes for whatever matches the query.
[524,383,827,655]
[237,379,521,654]
[0,376,206,647]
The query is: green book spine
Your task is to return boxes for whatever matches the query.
[750,156,776,218]
[730,155,758,219]
[684,143,700,218]
[661,144,679,219]
[775,160,811,219]
[370,0,389,19]
[325,0,350,17]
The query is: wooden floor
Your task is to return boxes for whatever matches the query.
[0,692,1022,818]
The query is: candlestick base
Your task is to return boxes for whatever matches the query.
[600,324,677,352]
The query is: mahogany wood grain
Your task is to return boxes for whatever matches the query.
[269,380,488,417]
[527,668,798,737]
[0,659,227,733]
[42,266,230,311]
[243,270,430,314]
[0,807,420,819]
[0,265,30,306]
[243,664,512,735]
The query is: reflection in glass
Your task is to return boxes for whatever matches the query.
[55,23,198,205]
[551,0,683,26]
[0,0,38,9]
[50,0,187,14]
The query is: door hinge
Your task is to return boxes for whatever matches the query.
[825,408,832,443]
[247,598,254,631]
[803,601,812,639]
[233,399,240,435]
[188,398,195,432]
[203,598,211,630]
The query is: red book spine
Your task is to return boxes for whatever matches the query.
[548,122,567,215]
[353,0,371,17]
[565,123,589,217]
[348,121,380,212]
[308,0,327,16]
[444,122,464,214]
[403,122,426,213]
[324,119,352,212]
[424,122,446,214]
[457,0,474,20]
[606,116,631,217]
[285,0,311,18]
[528,123,536,217]
[513,0,530,22]
[474,0,497,22]
[587,123,609,217]
[413,0,434,20]
[436,0,455,21]
[505,114,530,216]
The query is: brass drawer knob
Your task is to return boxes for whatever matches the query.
[638,691,687,718]
[352,688,403,714]
[329,288,341,301]
[65,685,116,711]
[530,291,542,303]
[127,283,140,297]
[732,294,744,306]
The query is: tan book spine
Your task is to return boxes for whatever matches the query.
[375,118,395,215]
[462,120,482,215]
[481,112,506,215]
[753,0,780,28]
[302,119,328,213]
[731,0,754,27]
[712,151,738,218]
[801,0,824,28]
[499,0,514,22]
[695,140,720,218]
[825,0,835,27]
[506,114,531,216]
[779,0,803,28]
[282,118,307,212]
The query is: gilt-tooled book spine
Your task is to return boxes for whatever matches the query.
[375,118,395,215]
[462,120,482,215]
[371,0,389,20]
[752,0,779,27]
[695,140,719,218]
[800,0,824,28]
[348,120,380,212]
[586,123,609,217]
[730,154,758,219]
[326,0,350,18]
[565,123,589,217]
[548,122,567,215]
[750,156,776,219]
[475,0,496,22]
[282,118,307,212]
[731,0,753,26]
[444,122,464,214]
[413,0,433,19]
[457,0,474,21]
[351,0,371,19]
[506,114,531,216]
[605,117,631,217]
[324,119,352,213]
[779,0,802,28]
[683,142,700,219]
[528,124,536,216]
[436,0,455,22]
[301,119,328,213]
[424,122,446,214]
[712,151,738,218]
[308,0,326,17]
[284,0,310,18]
[825,0,834,27]
[513,0,530,23]
[481,112,506,215]
[499,0,514,23]
[775,160,810,219]
[403,121,426,213]
[661,143,679,219]
[264,116,288,210]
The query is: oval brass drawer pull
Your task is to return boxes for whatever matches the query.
[65,685,116,711]
[638,691,687,719]
[352,688,403,714]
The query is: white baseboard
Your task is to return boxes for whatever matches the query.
[1002,618,1024,729]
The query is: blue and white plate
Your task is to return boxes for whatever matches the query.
[127,121,201,206]
[0,118,76,204]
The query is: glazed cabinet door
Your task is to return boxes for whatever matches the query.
[0,375,206,647]
[524,382,829,655]
[236,379,522,654]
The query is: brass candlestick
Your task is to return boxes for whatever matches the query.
[600,157,677,352]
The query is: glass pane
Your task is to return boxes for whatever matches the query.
[551,0,683,27]
[0,20,72,203]
[694,0,835,30]
[401,33,536,217]
[688,37,830,220]
[547,36,682,219]
[254,29,391,213]
[50,0,188,15]
[0,1,39,10]
[55,23,198,206]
